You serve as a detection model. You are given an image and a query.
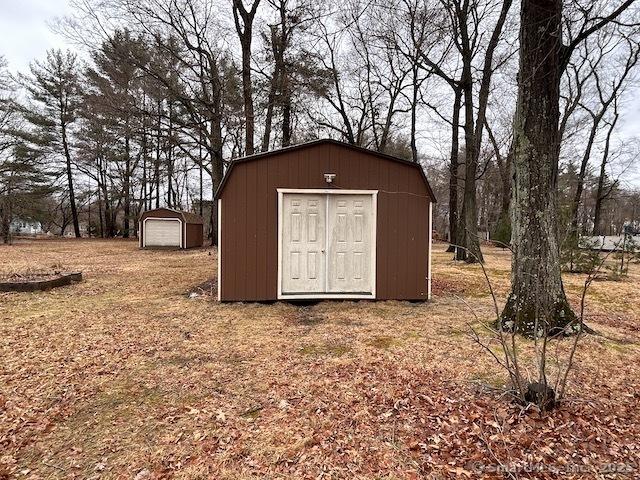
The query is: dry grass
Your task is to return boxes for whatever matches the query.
[1,239,639,479]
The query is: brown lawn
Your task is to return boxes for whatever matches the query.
[1,239,639,479]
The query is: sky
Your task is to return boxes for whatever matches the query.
[0,0,72,74]
[1,0,638,187]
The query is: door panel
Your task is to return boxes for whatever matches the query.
[281,194,326,294]
[327,195,374,293]
[145,219,181,247]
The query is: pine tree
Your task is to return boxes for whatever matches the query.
[19,49,83,237]
[0,143,53,244]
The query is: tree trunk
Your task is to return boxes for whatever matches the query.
[232,0,260,155]
[593,110,619,236]
[446,88,462,253]
[123,133,131,238]
[569,116,599,240]
[61,123,81,238]
[500,0,577,337]
[456,60,483,263]
[96,160,104,238]
[156,100,162,209]
[592,169,606,237]
[199,139,204,216]
[208,59,224,246]
[1,183,12,244]
[241,38,255,155]
[167,102,174,209]
[142,117,148,212]
[409,66,420,163]
[281,66,291,147]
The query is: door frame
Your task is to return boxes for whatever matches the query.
[142,217,183,248]
[277,188,377,300]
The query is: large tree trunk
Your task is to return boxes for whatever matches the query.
[500,0,577,337]
[446,88,462,253]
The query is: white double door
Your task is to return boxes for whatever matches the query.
[280,192,375,297]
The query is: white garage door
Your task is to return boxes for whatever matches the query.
[145,219,182,247]
[280,191,376,298]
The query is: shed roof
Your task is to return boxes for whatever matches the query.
[214,139,437,202]
[140,208,204,224]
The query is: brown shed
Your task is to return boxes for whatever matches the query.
[138,208,204,249]
[215,139,436,302]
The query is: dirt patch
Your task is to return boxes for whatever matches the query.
[187,277,218,298]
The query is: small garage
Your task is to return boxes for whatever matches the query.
[139,208,204,249]
[215,139,436,302]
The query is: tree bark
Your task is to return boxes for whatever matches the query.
[1,181,12,244]
[569,114,600,240]
[61,122,81,238]
[410,66,420,163]
[232,0,261,156]
[167,102,174,209]
[456,53,483,262]
[123,129,131,238]
[155,100,162,209]
[446,88,462,253]
[501,0,577,336]
[593,110,619,235]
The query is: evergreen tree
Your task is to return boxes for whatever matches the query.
[19,49,83,237]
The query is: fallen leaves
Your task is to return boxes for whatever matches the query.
[0,240,639,478]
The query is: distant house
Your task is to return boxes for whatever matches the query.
[581,234,640,252]
[10,218,43,236]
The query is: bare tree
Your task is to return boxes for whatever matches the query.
[416,0,514,262]
[232,0,261,155]
[568,35,640,242]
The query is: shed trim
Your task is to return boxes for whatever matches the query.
[428,202,433,300]
[217,198,222,302]
[214,139,437,202]
[276,188,377,300]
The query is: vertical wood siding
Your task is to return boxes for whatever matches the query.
[219,142,433,301]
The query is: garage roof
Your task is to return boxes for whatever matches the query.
[140,208,204,224]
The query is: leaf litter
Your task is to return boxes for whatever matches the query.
[0,239,639,478]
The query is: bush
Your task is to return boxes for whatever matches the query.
[561,235,601,274]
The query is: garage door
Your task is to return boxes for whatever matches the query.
[145,219,182,247]
[280,192,376,297]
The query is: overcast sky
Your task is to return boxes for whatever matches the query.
[1,0,638,186]
[0,0,72,74]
